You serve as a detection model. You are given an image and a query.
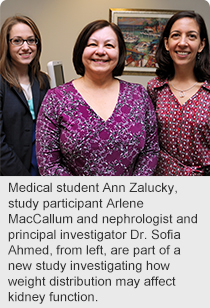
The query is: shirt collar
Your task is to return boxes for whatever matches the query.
[151,77,169,89]
[202,80,210,91]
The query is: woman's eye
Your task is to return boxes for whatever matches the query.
[171,33,180,38]
[88,43,97,47]
[189,34,197,39]
[28,39,35,44]
[106,44,114,48]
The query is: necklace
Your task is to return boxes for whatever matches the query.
[170,81,198,98]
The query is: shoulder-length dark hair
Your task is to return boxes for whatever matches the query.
[0,15,48,90]
[155,11,210,81]
[73,19,126,77]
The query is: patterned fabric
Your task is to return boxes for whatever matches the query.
[36,79,159,176]
[147,77,210,176]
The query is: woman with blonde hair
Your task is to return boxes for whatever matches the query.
[0,15,50,175]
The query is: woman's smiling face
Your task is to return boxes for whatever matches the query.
[164,17,205,69]
[9,22,37,69]
[82,26,119,77]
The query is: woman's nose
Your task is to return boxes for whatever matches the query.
[21,41,30,49]
[178,34,188,46]
[96,46,106,55]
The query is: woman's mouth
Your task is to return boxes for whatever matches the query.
[175,51,190,55]
[20,53,31,58]
[92,59,108,62]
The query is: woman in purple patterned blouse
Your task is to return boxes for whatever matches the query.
[147,11,210,176]
[36,20,159,176]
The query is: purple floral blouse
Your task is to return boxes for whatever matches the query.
[36,79,159,176]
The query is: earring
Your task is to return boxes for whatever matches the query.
[197,53,201,60]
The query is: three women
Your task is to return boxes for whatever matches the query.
[2,11,209,176]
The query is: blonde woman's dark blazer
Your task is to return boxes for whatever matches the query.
[0,74,50,175]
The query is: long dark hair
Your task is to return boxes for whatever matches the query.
[0,15,48,90]
[155,11,210,81]
[73,19,126,77]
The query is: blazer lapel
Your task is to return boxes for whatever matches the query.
[13,87,30,109]
[31,78,40,117]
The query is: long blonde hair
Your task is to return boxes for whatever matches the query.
[0,15,48,90]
